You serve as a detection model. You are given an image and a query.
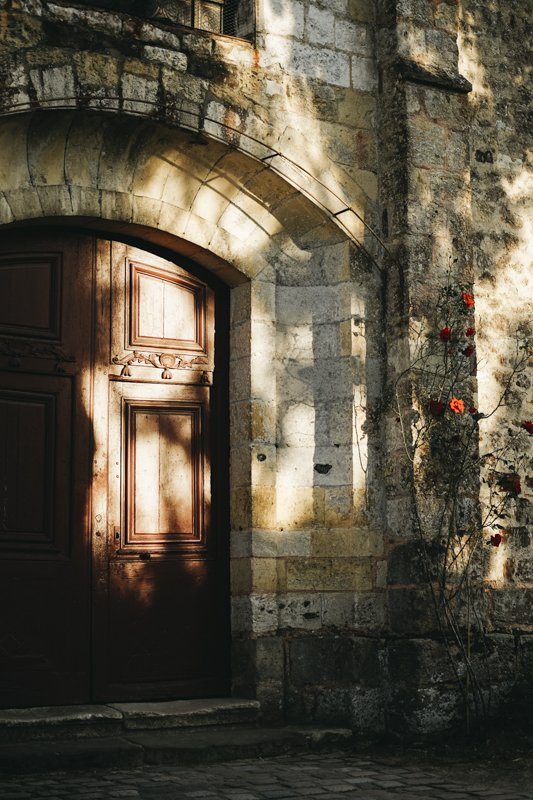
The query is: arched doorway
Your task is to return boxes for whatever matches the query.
[0,228,230,706]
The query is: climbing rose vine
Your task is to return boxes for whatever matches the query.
[391,272,531,730]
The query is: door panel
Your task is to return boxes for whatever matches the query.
[0,253,61,339]
[127,402,202,545]
[0,233,94,707]
[0,375,72,553]
[92,242,228,701]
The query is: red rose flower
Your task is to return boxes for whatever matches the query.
[439,326,452,342]
[490,533,502,547]
[430,399,445,418]
[462,292,475,308]
[449,397,465,414]
[466,327,476,337]
[522,421,533,435]
[463,345,475,357]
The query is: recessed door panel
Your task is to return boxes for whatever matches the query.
[127,402,201,544]
[0,376,72,554]
[132,263,202,348]
[0,255,61,339]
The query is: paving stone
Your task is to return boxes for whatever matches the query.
[0,751,531,800]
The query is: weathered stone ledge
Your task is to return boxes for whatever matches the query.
[396,58,473,95]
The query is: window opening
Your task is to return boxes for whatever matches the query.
[82,0,254,40]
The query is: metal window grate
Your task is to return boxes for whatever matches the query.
[82,1,254,40]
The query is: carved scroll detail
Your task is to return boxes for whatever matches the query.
[112,350,209,380]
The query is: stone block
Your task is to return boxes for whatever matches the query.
[388,686,461,735]
[0,116,32,190]
[261,36,350,88]
[30,65,75,105]
[74,51,120,87]
[307,6,335,46]
[493,588,533,629]
[321,593,353,628]
[229,356,251,403]
[288,635,382,687]
[349,686,386,734]
[388,639,456,687]
[143,46,187,71]
[346,0,374,21]
[121,73,159,115]
[255,681,284,721]
[231,557,283,594]
[335,20,371,55]
[231,594,278,635]
[323,489,355,528]
[351,57,377,92]
[336,88,376,129]
[275,531,312,557]
[232,637,284,687]
[250,487,277,529]
[424,88,468,130]
[258,0,304,38]
[388,587,439,635]
[352,592,386,629]
[286,685,351,725]
[388,539,438,584]
[251,444,276,487]
[35,185,72,216]
[286,558,373,591]
[277,593,322,630]
[230,486,252,530]
[47,3,122,34]
[64,112,107,187]
[251,400,276,443]
[132,196,162,228]
[276,486,325,530]
[446,130,469,172]
[408,119,447,168]
[0,193,15,224]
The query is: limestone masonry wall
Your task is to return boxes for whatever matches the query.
[0,0,530,736]
[460,0,533,722]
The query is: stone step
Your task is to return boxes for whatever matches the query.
[109,697,261,731]
[0,725,353,774]
[0,698,260,744]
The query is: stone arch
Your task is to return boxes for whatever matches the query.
[0,109,356,279]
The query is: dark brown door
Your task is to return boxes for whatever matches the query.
[0,233,94,707]
[0,232,229,707]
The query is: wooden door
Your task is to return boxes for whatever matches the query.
[92,241,230,700]
[0,231,229,707]
[0,232,94,707]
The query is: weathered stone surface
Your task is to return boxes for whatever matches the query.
[109,699,260,730]
[288,636,382,687]
[0,0,529,742]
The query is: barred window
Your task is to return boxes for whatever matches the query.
[85,0,254,40]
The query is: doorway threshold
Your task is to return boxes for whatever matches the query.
[0,698,354,775]
[0,697,260,744]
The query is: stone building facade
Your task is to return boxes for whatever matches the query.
[0,0,530,736]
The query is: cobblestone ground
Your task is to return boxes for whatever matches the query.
[0,751,531,800]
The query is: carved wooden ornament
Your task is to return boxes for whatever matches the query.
[112,350,209,380]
